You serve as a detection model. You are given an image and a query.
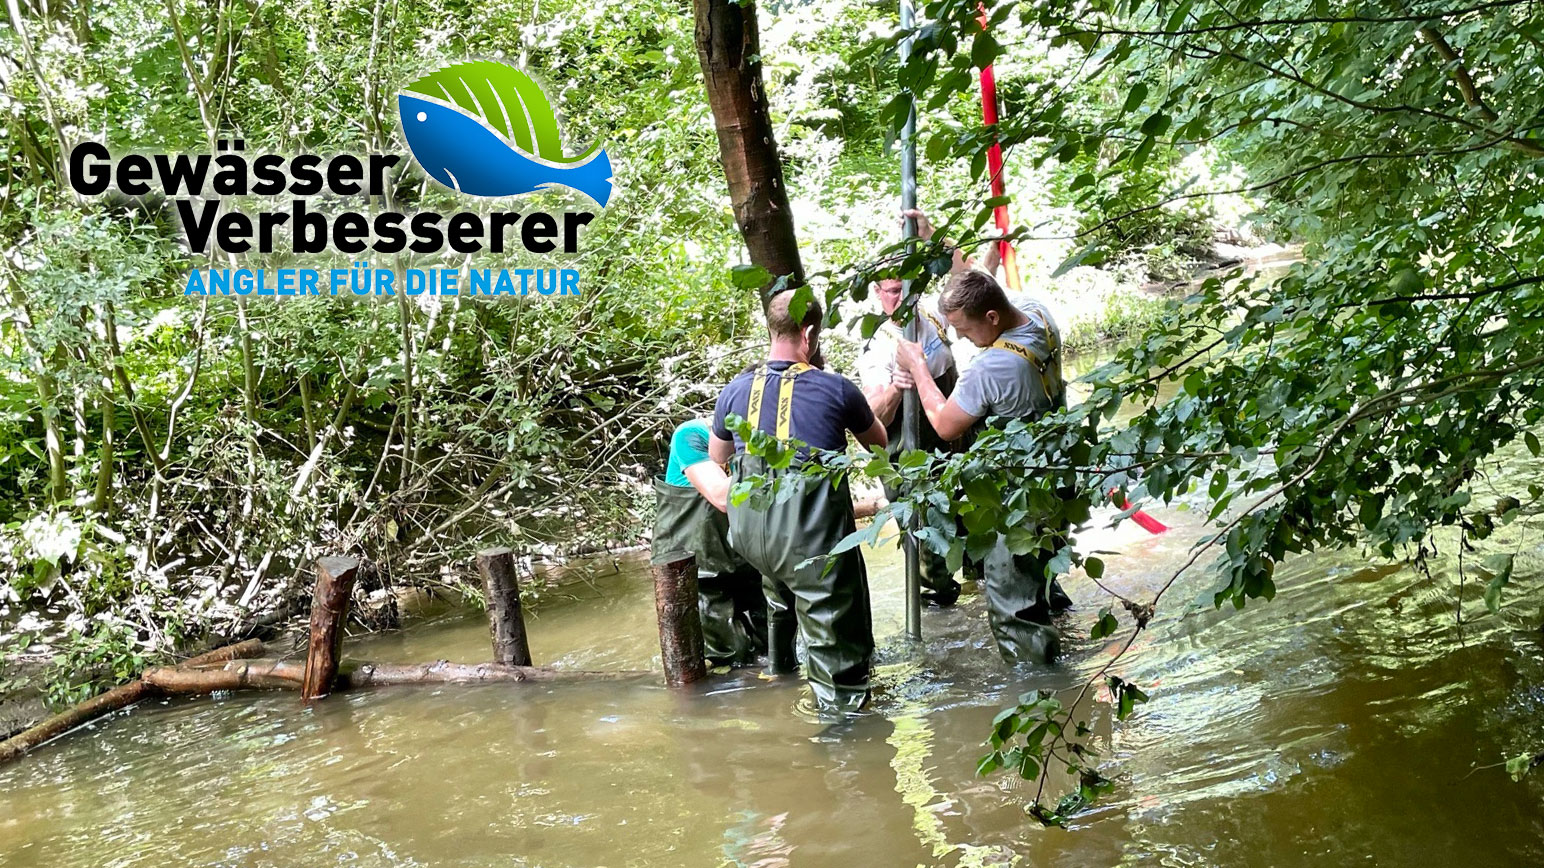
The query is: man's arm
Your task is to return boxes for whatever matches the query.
[854,416,889,450]
[904,209,981,276]
[864,381,904,427]
[683,460,731,513]
[896,340,980,441]
[708,433,735,466]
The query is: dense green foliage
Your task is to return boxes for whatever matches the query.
[0,0,1193,700]
[807,0,1544,821]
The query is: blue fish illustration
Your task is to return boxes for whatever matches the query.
[398,94,613,207]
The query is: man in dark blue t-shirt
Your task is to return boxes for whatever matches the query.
[708,291,886,716]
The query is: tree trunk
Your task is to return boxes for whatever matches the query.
[300,556,360,703]
[652,556,708,685]
[476,548,533,666]
[693,0,804,298]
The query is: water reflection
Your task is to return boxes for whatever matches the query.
[2,503,1542,866]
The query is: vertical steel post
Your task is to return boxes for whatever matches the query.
[900,0,923,642]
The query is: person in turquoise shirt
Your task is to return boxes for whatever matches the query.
[665,419,717,491]
[651,418,767,666]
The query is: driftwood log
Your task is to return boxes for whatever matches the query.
[0,638,267,766]
[476,548,533,666]
[300,556,360,703]
[144,658,648,695]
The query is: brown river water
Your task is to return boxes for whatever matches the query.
[3,344,1544,866]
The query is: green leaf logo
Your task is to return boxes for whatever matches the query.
[403,62,600,164]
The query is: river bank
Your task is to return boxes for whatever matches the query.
[0,242,1287,740]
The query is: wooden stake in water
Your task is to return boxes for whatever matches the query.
[301,556,360,704]
[476,547,533,667]
[652,555,708,685]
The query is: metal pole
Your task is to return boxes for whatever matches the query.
[899,0,922,642]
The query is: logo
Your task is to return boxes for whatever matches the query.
[398,61,614,207]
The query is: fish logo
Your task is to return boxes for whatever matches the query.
[398,61,613,207]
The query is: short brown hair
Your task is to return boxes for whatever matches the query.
[939,270,1013,319]
[766,290,823,340]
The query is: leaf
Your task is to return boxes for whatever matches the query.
[730,264,773,290]
[1090,607,1119,639]
[1388,267,1423,297]
[1506,752,1539,782]
[1122,82,1148,114]
[1140,112,1172,138]
[1483,553,1515,614]
[1052,241,1100,278]
[1084,556,1105,579]
[787,285,815,324]
[971,32,1001,69]
[403,62,598,163]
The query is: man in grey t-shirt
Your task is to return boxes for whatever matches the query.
[895,270,1071,665]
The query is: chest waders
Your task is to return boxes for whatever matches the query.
[978,332,1073,664]
[651,478,768,667]
[726,363,874,716]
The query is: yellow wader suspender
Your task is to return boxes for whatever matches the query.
[923,311,950,346]
[990,308,1064,408]
[745,363,813,441]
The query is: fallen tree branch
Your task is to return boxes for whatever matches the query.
[143,658,650,695]
[0,682,153,765]
[0,638,268,765]
[180,638,267,667]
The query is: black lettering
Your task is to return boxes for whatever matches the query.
[175,199,220,254]
[252,154,286,195]
[212,153,248,196]
[293,199,328,253]
[447,213,483,253]
[489,212,521,253]
[522,212,558,254]
[117,154,153,196]
[333,211,368,253]
[408,212,443,254]
[563,212,595,253]
[290,155,323,195]
[367,154,401,196]
[218,211,253,253]
[69,141,113,195]
[154,153,210,195]
[256,210,289,254]
[327,156,363,195]
[374,212,407,253]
